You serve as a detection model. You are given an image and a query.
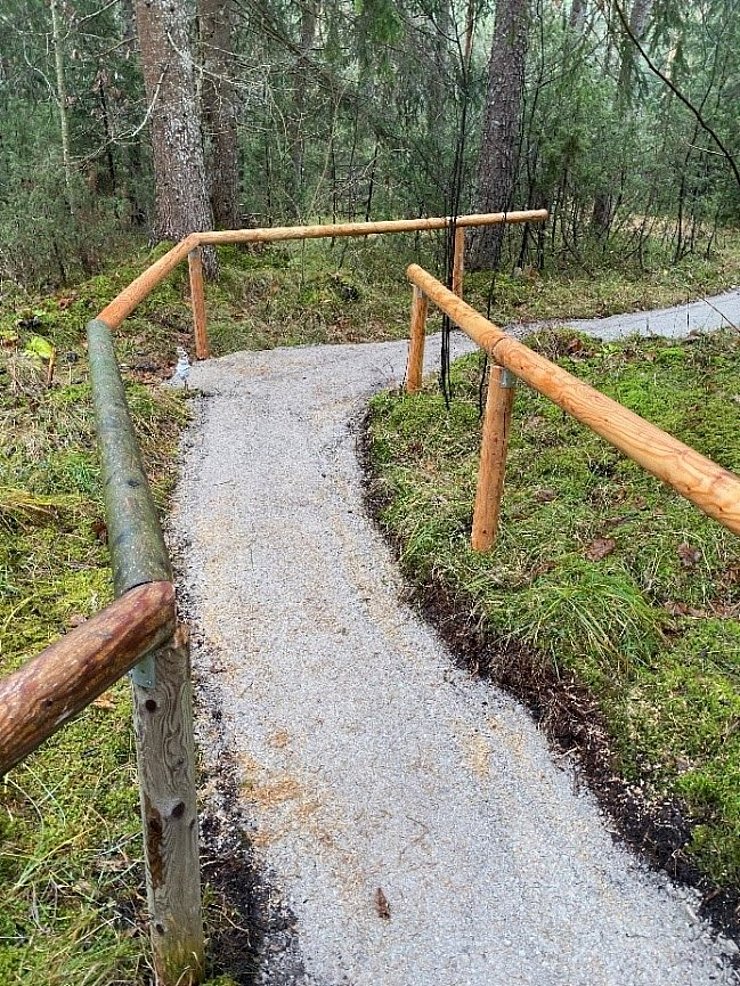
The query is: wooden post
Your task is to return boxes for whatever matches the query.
[406,285,428,393]
[87,318,204,984]
[133,625,204,986]
[452,227,465,298]
[188,248,209,360]
[472,364,515,551]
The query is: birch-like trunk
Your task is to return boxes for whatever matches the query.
[289,0,318,216]
[468,0,530,270]
[50,0,73,197]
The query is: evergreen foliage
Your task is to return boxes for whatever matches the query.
[1,0,737,286]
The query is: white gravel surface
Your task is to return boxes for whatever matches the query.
[540,284,740,339]
[170,305,739,985]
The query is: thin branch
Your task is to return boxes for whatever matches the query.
[78,67,166,162]
[612,0,740,190]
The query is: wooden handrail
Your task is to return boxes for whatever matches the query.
[85,317,203,984]
[98,234,198,330]
[0,582,175,775]
[88,319,173,594]
[195,209,548,246]
[406,263,740,538]
[93,211,548,348]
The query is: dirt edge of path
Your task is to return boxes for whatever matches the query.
[169,490,307,983]
[358,409,740,959]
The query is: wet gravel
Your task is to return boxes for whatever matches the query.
[170,302,739,984]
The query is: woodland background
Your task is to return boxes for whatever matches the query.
[2,0,739,287]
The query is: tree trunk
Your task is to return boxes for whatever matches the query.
[569,0,587,31]
[50,0,73,197]
[119,0,137,52]
[134,0,215,259]
[617,0,654,98]
[199,0,240,228]
[592,0,654,236]
[468,0,530,270]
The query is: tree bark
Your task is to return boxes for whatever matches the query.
[569,0,587,31]
[617,0,654,98]
[199,0,240,228]
[50,0,73,197]
[468,0,530,270]
[119,0,138,52]
[134,0,215,259]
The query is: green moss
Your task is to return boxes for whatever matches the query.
[0,295,187,981]
[367,331,740,887]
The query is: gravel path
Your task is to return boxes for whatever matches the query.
[171,298,738,985]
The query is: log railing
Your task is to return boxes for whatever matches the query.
[0,210,547,985]
[404,263,740,549]
[0,321,204,985]
[95,210,548,358]
[8,210,736,982]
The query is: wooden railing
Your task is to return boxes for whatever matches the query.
[1,318,204,985]
[0,210,546,985]
[95,209,548,359]
[404,264,740,548]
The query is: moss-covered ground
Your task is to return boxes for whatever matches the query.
[1,226,739,981]
[365,330,740,899]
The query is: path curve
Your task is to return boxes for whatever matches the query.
[172,298,738,985]
[535,284,739,339]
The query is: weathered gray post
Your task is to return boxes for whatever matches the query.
[88,319,204,985]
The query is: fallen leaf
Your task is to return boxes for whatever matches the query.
[531,561,556,578]
[677,542,701,568]
[374,887,391,920]
[663,601,713,619]
[584,537,616,561]
[93,693,117,711]
[712,602,740,619]
[663,601,689,617]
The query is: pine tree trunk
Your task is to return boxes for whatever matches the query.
[569,0,587,31]
[200,0,240,228]
[617,0,654,95]
[119,0,137,51]
[468,0,530,271]
[134,0,215,257]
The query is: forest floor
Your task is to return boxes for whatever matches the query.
[0,228,739,983]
